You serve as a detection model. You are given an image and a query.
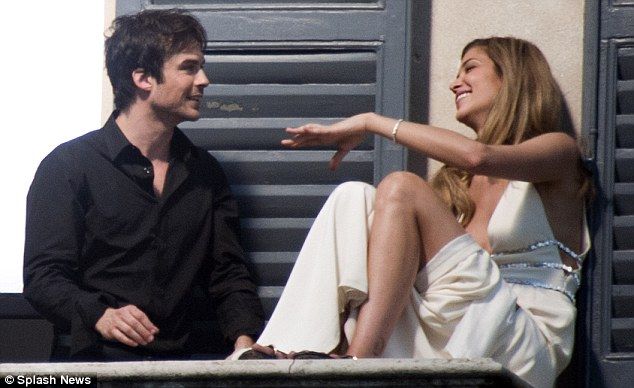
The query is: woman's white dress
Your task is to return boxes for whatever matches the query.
[256,181,590,388]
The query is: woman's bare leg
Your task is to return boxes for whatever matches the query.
[346,172,465,357]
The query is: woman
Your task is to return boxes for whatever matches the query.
[235,37,591,388]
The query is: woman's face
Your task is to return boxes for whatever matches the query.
[450,46,503,132]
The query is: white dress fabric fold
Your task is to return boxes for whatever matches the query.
[257,181,590,388]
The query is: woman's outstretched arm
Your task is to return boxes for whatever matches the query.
[282,112,581,184]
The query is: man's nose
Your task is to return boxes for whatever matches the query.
[197,69,210,87]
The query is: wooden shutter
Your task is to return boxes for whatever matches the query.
[588,1,634,385]
[119,1,413,318]
[612,45,634,353]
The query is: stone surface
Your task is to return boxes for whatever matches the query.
[0,358,529,387]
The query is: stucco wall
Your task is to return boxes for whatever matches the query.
[426,0,585,175]
[101,0,116,124]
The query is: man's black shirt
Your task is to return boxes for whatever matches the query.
[24,113,264,357]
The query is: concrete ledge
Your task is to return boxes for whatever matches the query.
[0,358,529,387]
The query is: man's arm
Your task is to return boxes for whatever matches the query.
[206,158,265,349]
[23,150,109,333]
[24,150,160,349]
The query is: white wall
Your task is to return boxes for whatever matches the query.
[0,1,106,292]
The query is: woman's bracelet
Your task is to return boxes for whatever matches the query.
[391,119,404,143]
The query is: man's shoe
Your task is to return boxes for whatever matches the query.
[237,348,277,360]
[289,350,333,359]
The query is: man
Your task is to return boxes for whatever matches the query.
[23,9,264,360]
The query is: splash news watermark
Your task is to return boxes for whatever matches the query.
[4,374,92,386]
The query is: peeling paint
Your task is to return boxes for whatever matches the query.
[221,103,244,112]
[206,101,244,112]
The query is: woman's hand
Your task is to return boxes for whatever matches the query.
[282,114,369,170]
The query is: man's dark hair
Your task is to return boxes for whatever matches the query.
[105,9,207,111]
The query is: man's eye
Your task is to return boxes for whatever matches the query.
[182,63,201,73]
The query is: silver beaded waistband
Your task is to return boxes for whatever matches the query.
[491,239,584,267]
[491,239,585,303]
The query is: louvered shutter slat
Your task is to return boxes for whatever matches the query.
[612,250,634,284]
[257,286,284,319]
[611,45,634,353]
[233,185,335,218]
[616,114,634,148]
[205,52,377,84]
[248,252,296,286]
[613,285,634,318]
[152,0,381,7]
[181,118,374,150]
[214,150,374,185]
[618,80,634,114]
[611,318,634,352]
[614,182,634,215]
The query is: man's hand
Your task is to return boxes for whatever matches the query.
[95,305,159,347]
[233,334,255,351]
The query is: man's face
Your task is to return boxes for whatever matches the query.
[149,47,209,124]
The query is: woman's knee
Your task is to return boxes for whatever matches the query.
[376,171,433,207]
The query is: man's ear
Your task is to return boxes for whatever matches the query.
[132,68,153,91]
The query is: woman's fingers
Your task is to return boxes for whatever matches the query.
[282,121,363,169]
[286,123,326,133]
[330,149,350,171]
[283,126,341,147]
[281,134,325,148]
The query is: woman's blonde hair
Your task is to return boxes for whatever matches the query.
[430,37,585,225]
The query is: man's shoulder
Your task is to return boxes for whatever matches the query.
[40,129,104,171]
[54,129,103,153]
